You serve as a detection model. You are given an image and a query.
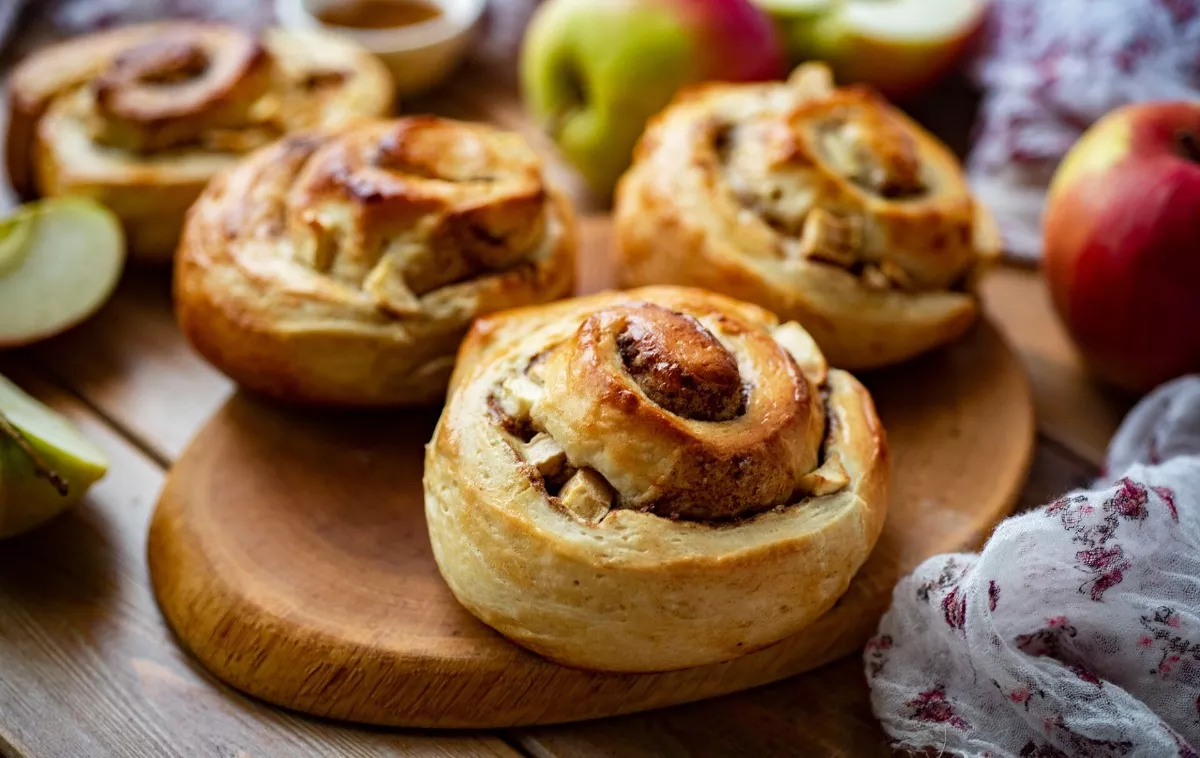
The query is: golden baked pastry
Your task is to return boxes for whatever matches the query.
[175,116,577,407]
[7,22,394,262]
[614,64,1001,370]
[425,286,888,672]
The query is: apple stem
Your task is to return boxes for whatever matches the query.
[0,410,69,497]
[1179,130,1200,164]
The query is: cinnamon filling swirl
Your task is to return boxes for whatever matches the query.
[490,301,838,524]
[616,305,746,423]
[91,27,272,153]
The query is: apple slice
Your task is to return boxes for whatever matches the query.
[0,374,109,537]
[754,0,831,17]
[0,210,34,276]
[835,0,983,43]
[765,0,986,98]
[0,197,126,348]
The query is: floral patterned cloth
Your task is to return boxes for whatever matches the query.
[966,0,1200,261]
[867,377,1200,757]
[1105,378,1200,485]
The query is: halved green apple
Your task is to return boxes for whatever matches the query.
[0,374,109,538]
[757,0,986,99]
[0,197,126,348]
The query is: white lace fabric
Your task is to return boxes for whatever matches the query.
[966,0,1200,261]
[867,378,1200,756]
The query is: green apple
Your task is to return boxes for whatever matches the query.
[759,0,986,99]
[0,374,109,538]
[522,0,786,198]
[0,197,126,348]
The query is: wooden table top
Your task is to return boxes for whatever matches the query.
[0,242,1128,758]
[0,54,1135,758]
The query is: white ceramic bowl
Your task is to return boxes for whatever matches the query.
[275,0,486,96]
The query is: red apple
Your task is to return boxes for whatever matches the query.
[522,0,786,196]
[1043,101,1200,394]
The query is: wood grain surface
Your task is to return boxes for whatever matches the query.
[144,212,1035,727]
[5,226,1110,755]
[0,367,519,758]
[1,310,1100,757]
[981,273,1132,466]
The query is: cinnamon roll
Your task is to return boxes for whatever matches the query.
[175,117,577,407]
[614,64,1001,370]
[425,286,888,672]
[7,22,394,262]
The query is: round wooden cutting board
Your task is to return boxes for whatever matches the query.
[148,222,1035,728]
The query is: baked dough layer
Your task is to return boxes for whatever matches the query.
[426,286,888,672]
[7,22,394,261]
[175,117,577,406]
[615,64,1001,369]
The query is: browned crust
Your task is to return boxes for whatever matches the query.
[7,23,188,198]
[175,122,578,407]
[7,22,395,262]
[425,287,890,672]
[614,181,980,368]
[612,65,995,370]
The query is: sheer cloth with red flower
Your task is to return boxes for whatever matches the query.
[867,377,1200,756]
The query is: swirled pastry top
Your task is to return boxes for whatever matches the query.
[6,22,394,197]
[504,297,827,522]
[615,64,1001,369]
[425,286,888,671]
[175,116,577,406]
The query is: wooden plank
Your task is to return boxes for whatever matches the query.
[14,245,1118,758]
[1017,437,1099,512]
[981,267,1131,467]
[515,438,1096,757]
[0,362,519,758]
[15,223,1104,755]
[521,656,889,758]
